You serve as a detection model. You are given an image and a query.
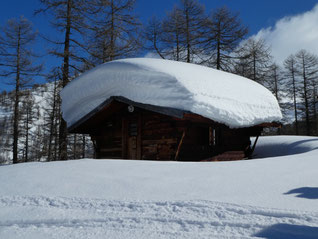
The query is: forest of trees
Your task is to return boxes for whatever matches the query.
[0,0,318,164]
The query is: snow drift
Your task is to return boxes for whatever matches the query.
[61,58,282,128]
[0,136,318,238]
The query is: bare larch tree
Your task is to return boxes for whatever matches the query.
[295,49,318,135]
[85,0,141,65]
[204,6,248,71]
[284,54,299,134]
[0,16,41,164]
[37,0,87,160]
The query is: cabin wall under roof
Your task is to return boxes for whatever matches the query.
[88,105,260,161]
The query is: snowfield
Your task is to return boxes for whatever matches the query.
[0,135,318,238]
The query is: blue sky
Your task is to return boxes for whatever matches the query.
[135,0,318,34]
[1,0,318,90]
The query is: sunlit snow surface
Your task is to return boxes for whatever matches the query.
[61,58,282,128]
[1,136,318,238]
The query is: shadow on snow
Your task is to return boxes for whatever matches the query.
[252,138,318,158]
[284,187,318,199]
[254,223,318,239]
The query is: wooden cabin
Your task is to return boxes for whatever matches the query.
[68,96,278,161]
[61,58,282,161]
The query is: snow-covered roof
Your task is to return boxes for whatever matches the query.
[61,58,282,128]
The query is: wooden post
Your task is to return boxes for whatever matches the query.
[121,118,128,159]
[250,135,260,155]
[137,113,142,160]
[175,129,186,161]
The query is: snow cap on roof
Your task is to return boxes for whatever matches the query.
[61,58,282,128]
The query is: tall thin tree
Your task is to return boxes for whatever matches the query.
[85,0,141,65]
[0,16,41,164]
[235,38,272,85]
[37,0,87,160]
[284,54,299,134]
[295,49,318,135]
[178,0,206,63]
[204,6,248,70]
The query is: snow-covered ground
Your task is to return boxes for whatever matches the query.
[0,135,318,238]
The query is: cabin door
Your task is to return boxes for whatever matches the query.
[127,116,140,159]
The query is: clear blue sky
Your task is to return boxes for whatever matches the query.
[1,0,317,91]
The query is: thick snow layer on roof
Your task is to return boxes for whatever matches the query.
[61,58,282,128]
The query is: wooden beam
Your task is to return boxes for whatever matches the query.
[100,148,122,152]
[256,122,282,128]
[121,118,128,159]
[142,138,178,145]
[182,113,214,124]
[137,113,142,160]
[175,129,186,160]
[250,135,260,156]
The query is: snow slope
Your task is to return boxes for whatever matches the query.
[0,136,318,238]
[61,58,282,128]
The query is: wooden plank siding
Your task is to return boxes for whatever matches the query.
[86,102,261,161]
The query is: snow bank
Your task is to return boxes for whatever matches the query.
[1,136,317,211]
[1,136,318,238]
[61,58,282,128]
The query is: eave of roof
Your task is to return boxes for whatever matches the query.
[68,96,281,133]
[68,96,190,133]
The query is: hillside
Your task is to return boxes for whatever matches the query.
[0,135,317,238]
[0,84,93,164]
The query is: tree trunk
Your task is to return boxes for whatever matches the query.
[48,78,57,161]
[253,53,256,82]
[291,65,299,135]
[59,0,72,161]
[313,84,317,135]
[216,22,221,70]
[25,106,29,162]
[13,27,21,164]
[110,0,115,61]
[73,134,77,159]
[185,8,190,63]
[82,134,86,158]
[302,58,310,135]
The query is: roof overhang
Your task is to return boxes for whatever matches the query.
[67,96,282,134]
[67,96,191,133]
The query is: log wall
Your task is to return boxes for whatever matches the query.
[90,105,258,161]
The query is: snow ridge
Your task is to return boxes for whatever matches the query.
[1,196,317,239]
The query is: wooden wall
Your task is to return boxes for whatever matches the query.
[90,105,259,161]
